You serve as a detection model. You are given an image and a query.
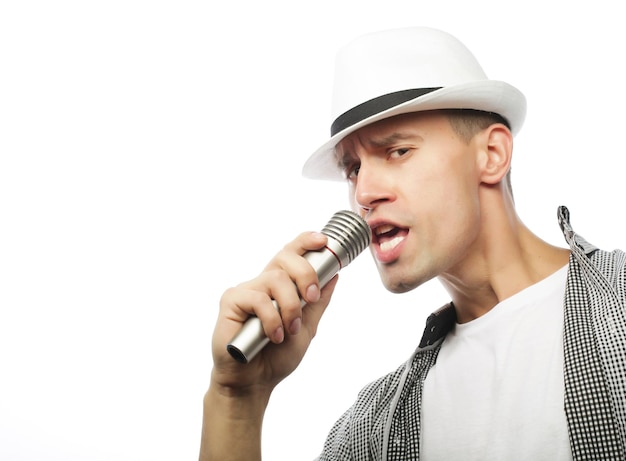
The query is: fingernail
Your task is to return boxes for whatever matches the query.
[306,284,320,303]
[273,326,284,343]
[289,317,301,335]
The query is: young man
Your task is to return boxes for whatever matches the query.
[200,27,626,460]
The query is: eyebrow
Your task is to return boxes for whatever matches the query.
[334,131,423,170]
[367,132,422,148]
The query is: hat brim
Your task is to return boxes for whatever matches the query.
[302,80,526,181]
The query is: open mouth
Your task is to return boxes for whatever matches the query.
[373,224,408,252]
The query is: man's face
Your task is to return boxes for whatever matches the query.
[335,111,485,293]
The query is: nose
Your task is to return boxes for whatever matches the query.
[352,163,394,213]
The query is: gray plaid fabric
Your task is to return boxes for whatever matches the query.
[316,206,626,460]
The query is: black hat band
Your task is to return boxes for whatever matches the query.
[330,87,442,136]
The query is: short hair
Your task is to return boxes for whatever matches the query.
[442,109,514,199]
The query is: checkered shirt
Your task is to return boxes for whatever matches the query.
[316,206,626,460]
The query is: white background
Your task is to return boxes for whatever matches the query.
[1,1,624,460]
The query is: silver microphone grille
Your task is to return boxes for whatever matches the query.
[321,210,371,264]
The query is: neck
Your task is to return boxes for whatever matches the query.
[438,189,570,324]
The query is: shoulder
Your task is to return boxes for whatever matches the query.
[588,248,626,298]
[318,359,412,460]
[589,248,626,273]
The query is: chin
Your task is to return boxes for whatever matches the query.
[381,277,420,294]
[379,267,435,294]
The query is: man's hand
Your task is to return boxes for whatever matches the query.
[199,231,339,461]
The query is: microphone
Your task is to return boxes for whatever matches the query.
[226,210,371,363]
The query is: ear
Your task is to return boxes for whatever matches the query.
[477,124,513,185]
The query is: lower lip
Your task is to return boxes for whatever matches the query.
[372,234,407,264]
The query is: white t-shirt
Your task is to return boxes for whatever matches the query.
[421,265,572,460]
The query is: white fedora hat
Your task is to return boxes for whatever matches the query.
[302,27,526,181]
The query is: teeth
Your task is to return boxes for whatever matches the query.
[375,224,395,236]
[380,235,404,252]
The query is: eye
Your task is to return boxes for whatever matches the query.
[389,147,410,159]
[344,163,360,181]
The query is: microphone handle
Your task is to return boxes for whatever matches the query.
[226,245,342,364]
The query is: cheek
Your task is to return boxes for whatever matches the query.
[347,186,359,212]
[441,203,481,263]
[416,175,481,253]
[427,157,480,210]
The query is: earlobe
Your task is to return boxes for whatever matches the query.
[479,125,513,185]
